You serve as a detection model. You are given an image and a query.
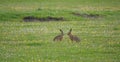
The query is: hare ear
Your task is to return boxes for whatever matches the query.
[70,28,72,32]
[59,29,63,33]
[59,29,62,32]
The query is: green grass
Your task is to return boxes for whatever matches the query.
[0,0,120,62]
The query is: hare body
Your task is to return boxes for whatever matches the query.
[68,29,80,42]
[53,29,64,41]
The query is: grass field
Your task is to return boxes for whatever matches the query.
[0,0,120,62]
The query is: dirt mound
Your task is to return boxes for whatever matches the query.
[23,16,38,22]
[38,16,64,21]
[72,12,102,18]
[23,16,65,22]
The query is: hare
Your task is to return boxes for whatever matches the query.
[53,29,64,41]
[67,29,80,42]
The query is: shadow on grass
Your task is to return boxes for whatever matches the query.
[18,42,43,46]
[23,16,65,22]
[71,12,103,19]
[26,42,42,46]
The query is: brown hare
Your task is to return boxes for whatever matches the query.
[53,29,64,41]
[67,29,80,42]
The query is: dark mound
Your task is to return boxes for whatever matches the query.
[23,16,64,22]
[72,12,102,18]
[23,16,38,22]
[38,16,64,21]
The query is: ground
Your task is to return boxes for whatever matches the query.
[0,0,120,62]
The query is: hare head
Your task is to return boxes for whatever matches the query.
[67,29,80,42]
[67,28,72,35]
[53,29,64,41]
[59,29,64,35]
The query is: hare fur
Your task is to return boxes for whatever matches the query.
[67,29,80,42]
[53,29,64,41]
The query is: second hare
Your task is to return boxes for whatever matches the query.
[67,29,80,42]
[53,29,64,41]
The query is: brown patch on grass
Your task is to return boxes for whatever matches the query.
[72,12,102,18]
[23,16,65,22]
[23,16,38,22]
